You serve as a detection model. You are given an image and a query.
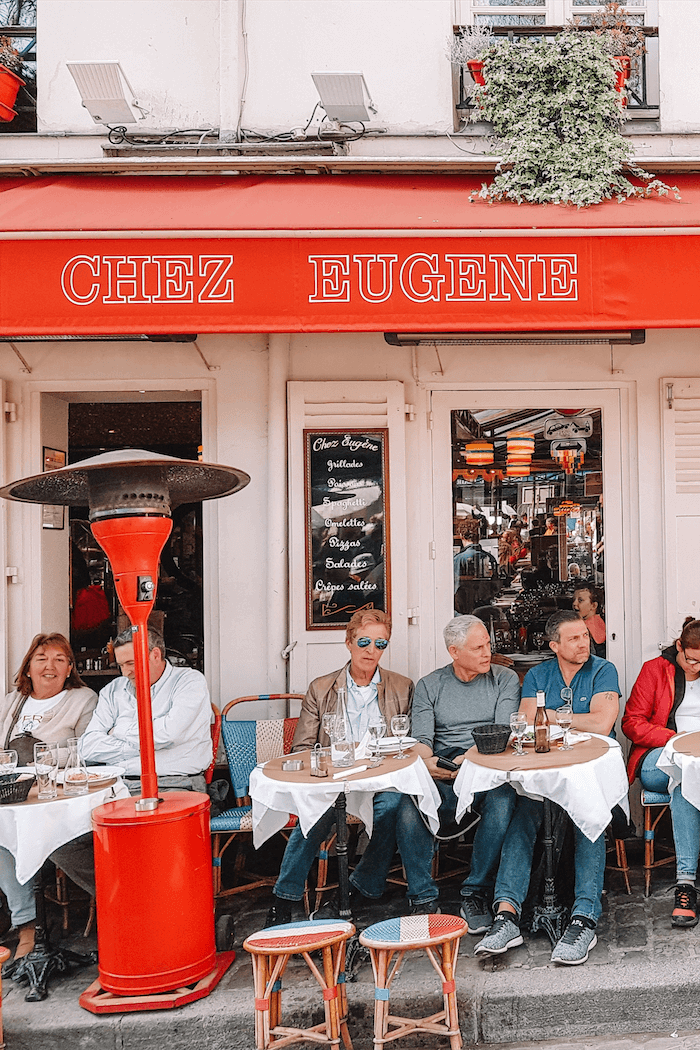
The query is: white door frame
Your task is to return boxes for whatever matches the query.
[429,382,640,702]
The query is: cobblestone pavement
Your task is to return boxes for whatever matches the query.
[476,1035,700,1049]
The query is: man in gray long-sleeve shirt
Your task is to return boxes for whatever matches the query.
[404,615,521,932]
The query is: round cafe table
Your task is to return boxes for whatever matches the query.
[249,748,441,920]
[1,775,129,1000]
[656,731,700,806]
[454,734,629,944]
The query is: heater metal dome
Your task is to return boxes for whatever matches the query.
[0,448,250,521]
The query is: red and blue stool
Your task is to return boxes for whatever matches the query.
[358,913,467,1050]
[243,919,355,1049]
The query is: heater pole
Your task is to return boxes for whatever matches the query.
[131,620,159,805]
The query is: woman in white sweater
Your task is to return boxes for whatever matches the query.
[0,633,97,962]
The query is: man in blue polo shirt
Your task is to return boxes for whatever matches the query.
[473,609,620,966]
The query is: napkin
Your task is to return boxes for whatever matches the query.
[567,732,591,744]
[354,731,371,760]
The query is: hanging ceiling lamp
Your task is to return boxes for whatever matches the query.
[507,430,535,459]
[463,441,494,466]
[506,462,531,477]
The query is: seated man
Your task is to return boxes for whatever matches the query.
[268,609,425,925]
[408,614,521,932]
[50,626,213,898]
[474,609,620,965]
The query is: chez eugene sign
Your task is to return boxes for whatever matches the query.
[5,232,693,333]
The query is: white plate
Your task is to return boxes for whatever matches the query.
[56,765,125,786]
[376,736,417,752]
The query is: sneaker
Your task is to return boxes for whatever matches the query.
[460,894,492,934]
[550,918,597,965]
[409,899,441,915]
[672,884,699,928]
[265,898,293,927]
[311,887,360,921]
[474,913,523,956]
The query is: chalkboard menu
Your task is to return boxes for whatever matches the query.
[304,429,390,629]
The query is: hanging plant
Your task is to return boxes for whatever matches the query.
[469,32,676,207]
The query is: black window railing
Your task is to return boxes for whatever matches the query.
[454,25,660,120]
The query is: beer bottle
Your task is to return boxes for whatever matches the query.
[534,690,550,753]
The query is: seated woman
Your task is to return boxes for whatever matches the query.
[622,617,700,928]
[0,634,97,960]
[267,609,423,925]
[573,584,606,657]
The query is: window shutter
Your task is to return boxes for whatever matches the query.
[661,378,700,637]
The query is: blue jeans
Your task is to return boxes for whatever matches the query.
[0,846,35,926]
[274,790,437,906]
[640,747,700,881]
[493,795,606,925]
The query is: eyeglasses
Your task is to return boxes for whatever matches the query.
[356,637,389,650]
[560,687,573,704]
[683,649,700,667]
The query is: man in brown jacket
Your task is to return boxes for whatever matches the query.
[267,609,434,924]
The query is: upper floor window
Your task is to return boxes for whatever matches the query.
[454,0,659,119]
[0,0,35,133]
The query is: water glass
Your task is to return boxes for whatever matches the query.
[390,714,410,760]
[34,741,59,800]
[0,750,18,777]
[368,716,387,766]
[510,713,528,757]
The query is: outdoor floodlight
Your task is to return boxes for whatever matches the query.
[311,71,376,122]
[66,61,148,124]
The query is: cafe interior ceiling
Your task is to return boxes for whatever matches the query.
[452,408,603,475]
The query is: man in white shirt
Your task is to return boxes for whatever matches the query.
[50,626,212,897]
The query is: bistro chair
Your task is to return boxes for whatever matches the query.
[244,919,355,1050]
[206,701,222,784]
[359,913,467,1050]
[211,694,304,902]
[641,789,675,896]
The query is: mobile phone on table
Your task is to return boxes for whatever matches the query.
[436,756,459,771]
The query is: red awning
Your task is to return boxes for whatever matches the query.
[2,173,700,334]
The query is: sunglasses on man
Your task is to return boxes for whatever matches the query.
[356,637,389,650]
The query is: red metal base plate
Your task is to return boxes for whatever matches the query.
[79,951,235,1014]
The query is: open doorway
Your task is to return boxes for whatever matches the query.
[66,395,203,683]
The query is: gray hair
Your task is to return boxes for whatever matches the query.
[443,615,486,652]
[113,625,166,658]
[545,609,581,643]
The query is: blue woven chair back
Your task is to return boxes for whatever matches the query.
[221,716,297,799]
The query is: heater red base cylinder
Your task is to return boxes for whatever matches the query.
[92,792,215,995]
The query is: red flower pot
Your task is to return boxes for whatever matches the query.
[0,64,24,122]
[467,60,485,86]
[613,56,631,106]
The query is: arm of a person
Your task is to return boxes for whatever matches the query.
[569,690,619,735]
[122,670,210,751]
[411,678,458,781]
[494,670,521,726]
[80,693,140,765]
[291,682,323,751]
[621,663,677,749]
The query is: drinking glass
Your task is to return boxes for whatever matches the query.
[533,632,546,652]
[556,704,574,750]
[0,750,18,777]
[322,713,338,741]
[390,714,410,761]
[510,713,528,757]
[368,716,387,766]
[34,741,59,800]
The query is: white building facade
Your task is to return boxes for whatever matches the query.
[0,0,698,718]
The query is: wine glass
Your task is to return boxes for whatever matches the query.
[0,750,18,778]
[322,712,338,742]
[533,632,546,653]
[390,714,410,761]
[368,715,387,766]
[510,713,528,757]
[556,704,574,750]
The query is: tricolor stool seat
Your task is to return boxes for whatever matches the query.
[243,919,355,1050]
[359,914,467,1050]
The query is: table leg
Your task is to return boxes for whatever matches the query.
[334,791,352,921]
[4,861,97,1001]
[530,798,568,947]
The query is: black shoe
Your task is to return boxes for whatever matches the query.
[409,899,440,915]
[460,894,492,934]
[311,887,362,921]
[265,897,293,927]
[672,884,699,928]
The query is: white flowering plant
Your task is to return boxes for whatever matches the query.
[470,32,676,207]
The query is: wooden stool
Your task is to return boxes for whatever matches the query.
[359,914,467,1050]
[243,919,355,1050]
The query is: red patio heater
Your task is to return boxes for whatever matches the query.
[0,449,249,1010]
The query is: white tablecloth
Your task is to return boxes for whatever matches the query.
[0,780,130,885]
[454,735,629,843]
[250,753,441,849]
[657,736,700,808]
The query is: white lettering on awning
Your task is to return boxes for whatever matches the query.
[60,253,234,306]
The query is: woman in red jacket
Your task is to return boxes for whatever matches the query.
[622,617,700,928]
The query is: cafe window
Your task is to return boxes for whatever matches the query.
[451,406,606,664]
